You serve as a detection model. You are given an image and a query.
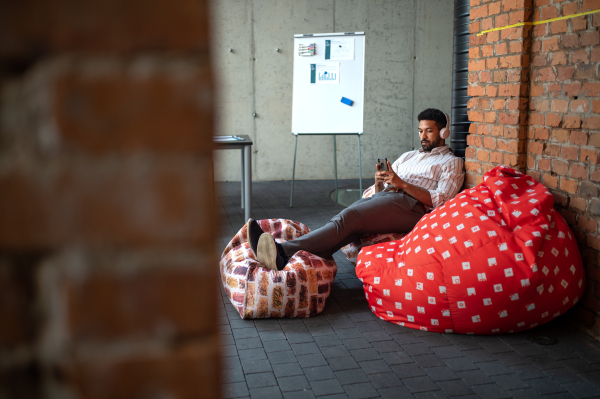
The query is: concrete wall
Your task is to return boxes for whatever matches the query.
[210,0,454,181]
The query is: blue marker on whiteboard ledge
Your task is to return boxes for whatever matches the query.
[341,97,353,106]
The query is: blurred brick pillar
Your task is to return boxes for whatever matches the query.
[0,1,221,398]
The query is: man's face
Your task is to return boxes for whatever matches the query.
[418,120,442,152]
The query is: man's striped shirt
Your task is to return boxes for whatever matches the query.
[388,145,465,210]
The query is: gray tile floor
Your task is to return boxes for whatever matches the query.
[217,179,600,399]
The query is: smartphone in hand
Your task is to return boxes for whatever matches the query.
[377,158,389,172]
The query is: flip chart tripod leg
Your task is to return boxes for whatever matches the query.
[334,136,339,202]
[244,144,252,221]
[358,134,362,194]
[290,135,298,208]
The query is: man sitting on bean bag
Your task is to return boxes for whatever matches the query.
[248,108,466,270]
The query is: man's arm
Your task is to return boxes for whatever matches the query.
[376,161,433,207]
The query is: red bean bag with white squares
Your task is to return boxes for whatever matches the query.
[220,219,337,319]
[356,165,585,334]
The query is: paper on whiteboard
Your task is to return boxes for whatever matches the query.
[311,62,339,85]
[330,38,354,60]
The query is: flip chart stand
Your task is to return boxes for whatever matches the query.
[290,132,362,207]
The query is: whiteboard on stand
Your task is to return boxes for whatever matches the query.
[291,32,365,135]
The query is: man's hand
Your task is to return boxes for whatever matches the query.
[375,161,405,191]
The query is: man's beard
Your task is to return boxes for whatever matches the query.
[421,137,441,152]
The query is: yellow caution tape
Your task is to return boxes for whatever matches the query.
[477,9,600,36]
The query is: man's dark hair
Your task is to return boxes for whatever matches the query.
[418,108,448,131]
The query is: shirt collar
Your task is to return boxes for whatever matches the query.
[418,145,451,155]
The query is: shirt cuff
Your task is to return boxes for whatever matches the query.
[428,189,444,209]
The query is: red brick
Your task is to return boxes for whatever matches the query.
[509,41,523,54]
[543,174,559,188]
[563,116,581,129]
[495,13,509,28]
[535,127,550,140]
[482,44,494,57]
[468,111,484,122]
[469,123,478,134]
[565,82,582,97]
[67,269,217,340]
[508,70,524,82]
[582,32,600,47]
[478,123,491,135]
[470,34,487,46]
[499,112,520,125]
[594,100,600,114]
[467,98,479,109]
[552,159,569,175]
[527,170,541,182]
[480,71,492,82]
[542,37,560,52]
[571,164,589,179]
[478,149,490,161]
[484,112,497,123]
[507,99,519,111]
[530,84,545,96]
[548,84,563,96]
[468,85,485,96]
[546,113,562,127]
[562,34,580,48]
[480,99,492,109]
[561,178,578,193]
[545,144,561,157]
[550,19,568,34]
[535,67,556,81]
[471,0,480,6]
[557,66,575,80]
[493,98,506,109]
[570,130,587,145]
[583,0,600,12]
[61,341,220,399]
[495,42,508,55]
[592,47,600,63]
[582,83,600,96]
[551,51,567,66]
[576,64,596,79]
[490,151,503,163]
[542,5,559,19]
[590,133,600,147]
[489,1,501,15]
[538,157,551,171]
[469,47,481,59]
[499,84,520,96]
[562,146,579,160]
[581,148,600,163]
[552,129,569,143]
[571,100,590,113]
[54,71,214,156]
[467,133,482,147]
[469,72,480,83]
[572,16,588,31]
[486,86,499,97]
[529,141,544,155]
[465,161,482,173]
[470,21,481,34]
[469,59,486,71]
[487,57,499,69]
[595,11,600,26]
[471,4,489,19]
[492,125,504,136]
[465,147,477,159]
[530,113,544,125]
[498,139,519,153]
[484,137,496,149]
[592,167,600,182]
[562,2,579,16]
[570,196,587,213]
[532,54,547,67]
[571,49,590,64]
[552,99,569,113]
[583,117,600,130]
[499,55,522,68]
[578,215,597,233]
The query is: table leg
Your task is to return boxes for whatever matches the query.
[244,145,252,221]
[241,148,245,209]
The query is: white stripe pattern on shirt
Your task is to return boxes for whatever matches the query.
[389,145,465,209]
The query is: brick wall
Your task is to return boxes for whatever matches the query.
[0,1,221,398]
[467,0,600,336]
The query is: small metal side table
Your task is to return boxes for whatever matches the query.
[213,135,253,221]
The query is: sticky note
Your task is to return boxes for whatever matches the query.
[341,97,353,106]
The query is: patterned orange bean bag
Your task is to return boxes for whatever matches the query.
[356,166,585,334]
[220,219,337,319]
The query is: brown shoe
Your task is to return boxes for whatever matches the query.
[257,233,286,271]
